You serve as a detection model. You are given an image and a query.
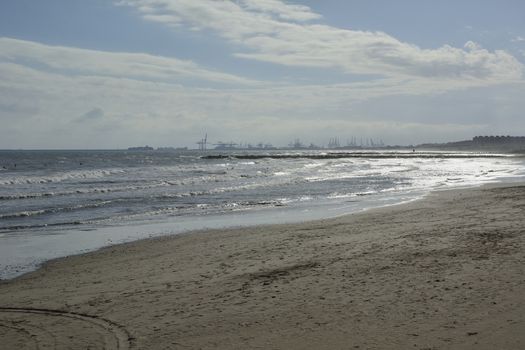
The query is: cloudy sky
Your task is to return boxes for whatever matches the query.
[1,0,524,149]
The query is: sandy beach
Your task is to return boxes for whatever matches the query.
[1,183,524,349]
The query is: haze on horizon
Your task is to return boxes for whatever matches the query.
[1,0,525,149]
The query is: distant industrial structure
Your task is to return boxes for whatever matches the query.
[128,135,525,153]
[472,136,525,145]
[191,135,388,151]
[213,141,238,150]
[127,146,154,151]
[419,136,525,152]
[196,134,208,151]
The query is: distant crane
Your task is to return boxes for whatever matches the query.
[288,138,304,149]
[328,137,340,149]
[197,133,208,151]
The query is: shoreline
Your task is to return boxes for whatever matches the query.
[3,176,522,282]
[2,149,524,282]
[1,182,525,349]
[0,184,428,281]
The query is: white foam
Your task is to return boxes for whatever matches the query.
[0,168,126,185]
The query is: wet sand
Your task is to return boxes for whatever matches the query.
[1,183,524,349]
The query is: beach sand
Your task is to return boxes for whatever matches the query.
[1,183,524,349]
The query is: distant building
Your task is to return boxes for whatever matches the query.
[472,136,525,145]
[418,135,525,152]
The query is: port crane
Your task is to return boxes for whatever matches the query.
[197,133,208,151]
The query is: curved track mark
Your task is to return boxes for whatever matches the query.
[0,307,132,349]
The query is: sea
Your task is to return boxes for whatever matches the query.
[1,149,524,279]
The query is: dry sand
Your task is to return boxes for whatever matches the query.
[1,183,524,349]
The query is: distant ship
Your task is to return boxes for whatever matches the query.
[127,146,154,151]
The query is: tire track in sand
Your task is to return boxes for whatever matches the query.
[0,307,133,349]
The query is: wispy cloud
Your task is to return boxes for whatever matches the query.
[75,107,105,123]
[241,0,321,22]
[0,37,259,86]
[2,36,498,115]
[121,0,523,81]
[2,37,524,148]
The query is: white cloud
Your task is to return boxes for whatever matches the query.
[511,36,525,42]
[121,0,523,81]
[0,37,258,86]
[464,41,481,51]
[241,0,321,22]
[2,43,525,149]
[1,31,525,148]
[76,107,105,123]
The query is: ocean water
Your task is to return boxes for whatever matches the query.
[1,149,524,279]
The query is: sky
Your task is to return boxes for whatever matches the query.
[1,0,524,149]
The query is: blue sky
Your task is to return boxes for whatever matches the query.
[1,0,524,148]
